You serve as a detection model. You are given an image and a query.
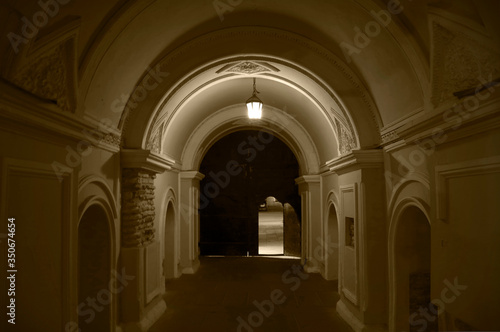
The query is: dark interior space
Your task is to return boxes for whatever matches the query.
[199,130,300,256]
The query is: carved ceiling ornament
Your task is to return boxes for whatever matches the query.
[226,61,271,74]
[101,132,121,148]
[431,20,500,107]
[333,118,356,155]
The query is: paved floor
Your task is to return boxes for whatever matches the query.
[259,211,284,255]
[149,257,353,332]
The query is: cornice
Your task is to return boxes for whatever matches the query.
[180,171,205,181]
[326,149,383,174]
[295,175,321,186]
[397,95,500,144]
[0,79,119,152]
[121,149,175,173]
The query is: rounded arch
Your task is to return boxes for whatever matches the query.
[117,27,384,156]
[77,176,119,331]
[77,175,118,269]
[388,198,432,332]
[78,175,118,220]
[387,174,430,220]
[181,104,320,174]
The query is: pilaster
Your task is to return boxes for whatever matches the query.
[179,171,205,274]
[328,150,388,332]
[295,175,322,273]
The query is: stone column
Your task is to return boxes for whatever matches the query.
[295,175,322,273]
[120,150,174,332]
[179,171,204,274]
[122,169,156,247]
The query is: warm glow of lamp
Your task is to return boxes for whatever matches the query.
[246,78,263,119]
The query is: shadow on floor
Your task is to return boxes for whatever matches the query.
[149,257,353,332]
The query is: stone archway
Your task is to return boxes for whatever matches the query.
[78,204,111,331]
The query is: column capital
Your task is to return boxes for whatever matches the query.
[180,171,205,181]
[121,149,175,173]
[295,174,320,186]
[325,149,383,174]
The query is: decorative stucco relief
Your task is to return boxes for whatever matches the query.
[146,123,163,154]
[334,118,356,155]
[226,61,271,74]
[3,20,79,113]
[431,21,500,106]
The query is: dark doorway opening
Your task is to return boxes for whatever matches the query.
[199,130,300,256]
[394,206,434,332]
[78,205,111,331]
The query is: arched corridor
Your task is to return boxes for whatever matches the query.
[1,1,499,331]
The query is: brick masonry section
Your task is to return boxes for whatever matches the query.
[122,168,156,247]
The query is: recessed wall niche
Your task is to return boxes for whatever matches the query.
[346,217,355,247]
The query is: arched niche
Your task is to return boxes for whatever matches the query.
[390,202,434,332]
[78,204,112,331]
[325,202,340,281]
[163,200,177,279]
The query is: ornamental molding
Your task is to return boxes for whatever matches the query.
[326,149,383,174]
[333,117,356,156]
[146,122,164,154]
[216,60,279,74]
[121,149,175,173]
